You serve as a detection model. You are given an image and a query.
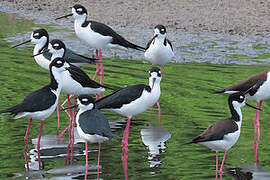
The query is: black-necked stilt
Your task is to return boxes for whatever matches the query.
[36,39,109,161]
[64,95,115,180]
[215,70,270,162]
[12,28,96,69]
[182,92,260,179]
[144,24,174,125]
[144,24,174,73]
[0,57,68,170]
[55,4,145,84]
[95,67,161,152]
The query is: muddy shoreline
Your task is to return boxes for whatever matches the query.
[1,1,270,65]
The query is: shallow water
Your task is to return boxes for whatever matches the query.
[1,12,270,180]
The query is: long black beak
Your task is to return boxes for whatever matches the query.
[62,104,78,111]
[246,102,261,111]
[55,13,73,20]
[32,49,50,57]
[11,39,31,48]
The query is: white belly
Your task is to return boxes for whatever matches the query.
[75,24,112,50]
[61,71,105,95]
[13,98,58,120]
[77,125,108,143]
[247,78,270,102]
[144,40,174,65]
[34,54,50,70]
[111,88,160,117]
[199,130,240,151]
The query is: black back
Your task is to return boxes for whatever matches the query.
[67,64,105,88]
[186,118,238,144]
[0,85,57,117]
[95,84,151,109]
[79,109,113,140]
[81,20,145,51]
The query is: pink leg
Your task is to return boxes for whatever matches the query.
[148,106,153,125]
[254,101,262,162]
[99,49,104,98]
[70,96,76,165]
[93,49,100,81]
[156,100,161,125]
[85,142,88,180]
[216,151,218,180]
[161,65,164,74]
[97,143,101,180]
[24,118,32,171]
[219,151,227,180]
[58,95,73,138]
[121,150,128,180]
[57,97,60,135]
[65,95,73,164]
[37,121,44,170]
[122,118,131,153]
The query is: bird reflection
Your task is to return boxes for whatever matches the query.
[140,126,171,168]
[225,163,270,180]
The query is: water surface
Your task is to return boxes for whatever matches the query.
[0,12,270,180]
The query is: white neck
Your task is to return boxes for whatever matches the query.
[74,15,87,28]
[50,67,64,96]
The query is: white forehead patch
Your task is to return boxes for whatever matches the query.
[34,33,39,37]
[56,60,62,64]
[159,70,161,74]
[81,98,88,102]
[77,8,83,12]
[161,28,165,32]
[240,96,244,99]
[54,43,59,47]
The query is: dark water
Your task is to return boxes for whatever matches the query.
[1,12,270,180]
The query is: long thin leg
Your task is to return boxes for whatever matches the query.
[24,118,32,171]
[93,49,100,81]
[85,142,88,180]
[37,121,44,170]
[97,143,101,180]
[57,97,60,135]
[216,151,218,180]
[122,118,131,153]
[161,65,164,74]
[254,101,262,162]
[156,100,161,125]
[99,49,104,98]
[148,106,153,125]
[219,151,227,180]
[59,95,73,138]
[121,149,128,180]
[70,96,76,165]
[65,95,73,164]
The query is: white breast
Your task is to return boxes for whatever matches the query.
[111,85,161,117]
[61,71,105,95]
[33,46,50,70]
[144,39,174,65]
[246,72,270,102]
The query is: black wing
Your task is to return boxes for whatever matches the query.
[86,20,145,51]
[79,109,113,140]
[67,65,105,88]
[65,48,96,64]
[95,84,150,109]
[42,50,52,61]
[166,39,173,51]
[0,85,56,116]
[145,36,155,50]
[183,118,238,145]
